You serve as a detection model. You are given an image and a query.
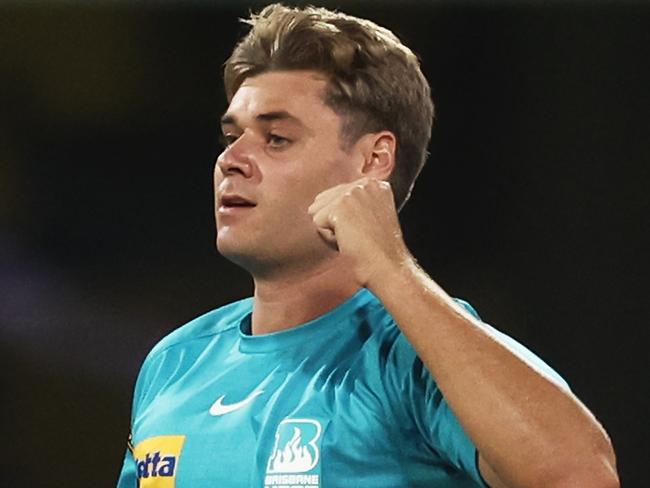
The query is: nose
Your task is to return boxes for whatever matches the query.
[216,133,254,178]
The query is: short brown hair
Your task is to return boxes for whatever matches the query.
[224,3,434,211]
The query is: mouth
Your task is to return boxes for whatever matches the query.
[218,194,257,215]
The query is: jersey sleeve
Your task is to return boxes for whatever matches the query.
[116,349,159,487]
[116,364,146,488]
[384,298,568,487]
[117,448,137,488]
[396,339,489,487]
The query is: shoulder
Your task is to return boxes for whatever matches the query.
[129,297,252,416]
[146,297,253,362]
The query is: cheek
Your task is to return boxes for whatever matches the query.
[313,157,360,195]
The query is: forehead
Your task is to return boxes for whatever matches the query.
[226,70,340,127]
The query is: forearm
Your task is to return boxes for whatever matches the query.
[368,256,618,488]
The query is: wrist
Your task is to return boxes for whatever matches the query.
[365,248,416,295]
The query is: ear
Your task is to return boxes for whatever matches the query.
[359,131,396,181]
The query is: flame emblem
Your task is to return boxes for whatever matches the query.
[266,419,322,474]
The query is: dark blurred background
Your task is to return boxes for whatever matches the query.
[1,0,648,486]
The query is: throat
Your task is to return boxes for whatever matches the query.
[251,257,361,335]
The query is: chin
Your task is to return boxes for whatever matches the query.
[216,227,329,274]
[216,234,249,258]
[217,245,255,272]
[216,233,266,268]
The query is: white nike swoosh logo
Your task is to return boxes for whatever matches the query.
[209,390,264,416]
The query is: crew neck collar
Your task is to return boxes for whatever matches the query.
[238,287,374,354]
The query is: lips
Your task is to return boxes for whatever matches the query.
[220,194,256,208]
[218,194,257,216]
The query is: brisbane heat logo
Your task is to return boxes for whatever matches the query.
[264,419,322,488]
[133,435,185,488]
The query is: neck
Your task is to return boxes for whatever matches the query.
[251,255,361,335]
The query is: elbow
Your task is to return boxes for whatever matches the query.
[572,464,620,488]
[554,472,619,488]
[584,436,620,488]
[597,474,621,488]
[593,455,620,488]
[549,419,620,488]
[550,450,620,488]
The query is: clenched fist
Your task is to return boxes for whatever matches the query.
[307,177,412,287]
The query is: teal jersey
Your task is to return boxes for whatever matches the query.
[118,288,564,487]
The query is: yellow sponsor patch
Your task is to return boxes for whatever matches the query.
[133,435,186,487]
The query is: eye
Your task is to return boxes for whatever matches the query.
[267,133,291,149]
[219,133,239,147]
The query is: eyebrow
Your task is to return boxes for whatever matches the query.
[220,111,307,129]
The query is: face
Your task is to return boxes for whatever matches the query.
[214,70,365,275]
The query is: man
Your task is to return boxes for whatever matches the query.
[118,4,618,487]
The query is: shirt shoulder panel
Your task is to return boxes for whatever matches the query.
[131,297,252,414]
[146,296,252,361]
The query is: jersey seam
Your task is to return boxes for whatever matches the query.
[146,321,240,362]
